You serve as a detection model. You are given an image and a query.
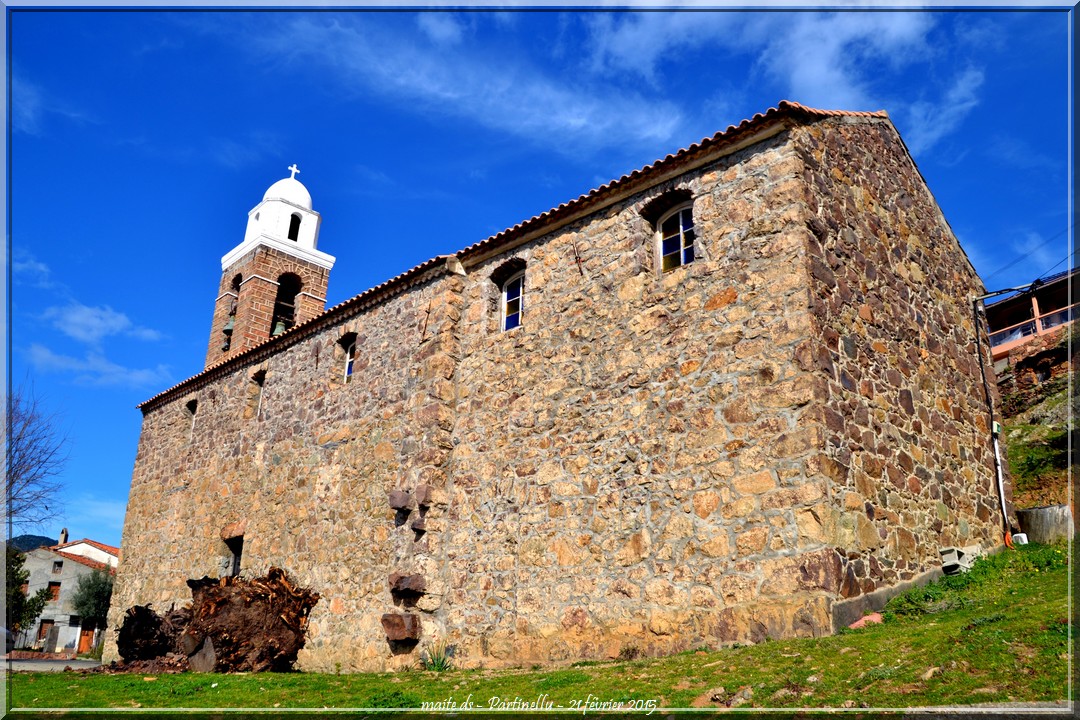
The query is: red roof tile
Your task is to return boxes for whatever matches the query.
[52,538,120,556]
[50,549,114,573]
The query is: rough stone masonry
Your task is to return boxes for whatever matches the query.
[106,102,1012,672]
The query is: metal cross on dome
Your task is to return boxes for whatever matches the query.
[288,164,300,179]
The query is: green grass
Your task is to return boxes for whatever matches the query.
[1004,422,1070,490]
[6,543,1070,712]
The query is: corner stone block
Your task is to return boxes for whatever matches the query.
[388,489,413,511]
[381,613,421,642]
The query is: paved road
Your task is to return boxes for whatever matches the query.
[5,657,101,673]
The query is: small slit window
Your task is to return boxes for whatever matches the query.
[224,535,243,578]
[247,370,266,419]
[185,399,199,438]
[338,333,358,383]
[658,205,696,272]
[502,272,524,331]
[288,213,301,241]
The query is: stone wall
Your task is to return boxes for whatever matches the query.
[995,325,1073,418]
[109,264,462,671]
[443,129,839,664]
[792,117,1008,613]
[108,111,1008,672]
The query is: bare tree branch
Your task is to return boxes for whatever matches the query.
[5,384,69,530]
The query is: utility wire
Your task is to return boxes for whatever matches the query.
[981,221,1076,284]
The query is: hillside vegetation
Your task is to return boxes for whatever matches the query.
[1001,363,1073,510]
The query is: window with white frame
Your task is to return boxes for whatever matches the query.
[501,272,524,331]
[339,333,358,383]
[658,204,696,272]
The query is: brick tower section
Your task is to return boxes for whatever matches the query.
[205,245,330,367]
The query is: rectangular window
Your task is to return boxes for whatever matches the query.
[52,561,63,574]
[37,619,54,641]
[47,582,61,602]
[502,274,524,331]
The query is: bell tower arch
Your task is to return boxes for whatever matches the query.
[205,165,336,368]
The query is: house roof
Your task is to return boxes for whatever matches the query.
[137,100,890,412]
[50,549,114,573]
[984,266,1078,308]
[51,538,120,557]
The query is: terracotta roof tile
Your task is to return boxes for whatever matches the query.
[52,538,120,556]
[49,549,114,573]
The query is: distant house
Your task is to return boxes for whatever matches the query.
[17,530,119,656]
[985,268,1077,368]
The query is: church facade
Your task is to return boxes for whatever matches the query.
[106,102,1011,671]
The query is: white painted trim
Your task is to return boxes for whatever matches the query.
[500,271,525,332]
[239,274,279,288]
[655,203,696,276]
[215,291,239,302]
[233,277,325,303]
[221,234,336,272]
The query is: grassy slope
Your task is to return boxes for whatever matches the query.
[7,543,1070,712]
[1001,366,1072,510]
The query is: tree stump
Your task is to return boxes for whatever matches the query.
[1016,504,1075,544]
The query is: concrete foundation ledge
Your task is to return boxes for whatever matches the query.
[831,565,943,630]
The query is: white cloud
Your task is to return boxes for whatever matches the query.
[584,11,988,154]
[12,250,58,289]
[246,15,681,154]
[12,74,91,135]
[27,344,172,389]
[41,302,163,345]
[987,134,1060,173]
[587,12,933,109]
[61,495,128,541]
[209,131,284,170]
[12,75,46,135]
[901,66,984,156]
[417,13,465,45]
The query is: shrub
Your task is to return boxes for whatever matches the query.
[420,640,455,672]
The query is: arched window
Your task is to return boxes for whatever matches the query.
[222,274,242,351]
[338,332,358,383]
[271,273,302,337]
[657,204,696,273]
[288,214,302,242]
[490,258,526,333]
[501,272,524,331]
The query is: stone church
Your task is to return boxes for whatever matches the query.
[106,101,1011,671]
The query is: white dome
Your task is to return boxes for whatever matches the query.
[262,176,312,210]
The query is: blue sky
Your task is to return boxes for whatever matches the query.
[6,6,1074,548]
